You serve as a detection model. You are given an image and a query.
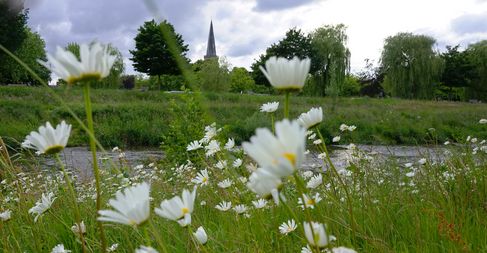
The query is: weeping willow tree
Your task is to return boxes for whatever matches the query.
[466,40,487,100]
[308,24,350,97]
[380,33,443,99]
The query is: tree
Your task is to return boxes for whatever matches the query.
[130,19,189,89]
[0,28,50,85]
[308,24,350,97]
[250,28,313,86]
[230,67,255,93]
[0,1,29,84]
[65,42,125,88]
[438,45,476,100]
[380,33,443,99]
[465,40,487,100]
[193,57,231,92]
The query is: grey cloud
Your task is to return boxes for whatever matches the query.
[451,12,487,35]
[253,0,315,11]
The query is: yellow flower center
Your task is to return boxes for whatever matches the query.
[306,199,316,206]
[67,72,102,85]
[202,177,208,183]
[182,207,190,214]
[283,152,296,166]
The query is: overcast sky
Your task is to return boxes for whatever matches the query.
[25,0,487,75]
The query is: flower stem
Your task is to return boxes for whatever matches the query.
[82,83,107,252]
[284,91,290,119]
[55,154,87,253]
[271,114,275,134]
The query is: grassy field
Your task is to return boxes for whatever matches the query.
[1,86,486,149]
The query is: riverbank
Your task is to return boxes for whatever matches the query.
[1,86,486,148]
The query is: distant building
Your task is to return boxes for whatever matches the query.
[204,21,217,60]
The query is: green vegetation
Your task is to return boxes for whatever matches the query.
[1,86,486,148]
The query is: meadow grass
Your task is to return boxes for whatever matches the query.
[1,86,487,149]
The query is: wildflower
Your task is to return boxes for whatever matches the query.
[217,179,233,189]
[233,158,243,168]
[215,160,227,170]
[233,204,248,214]
[260,102,279,113]
[259,56,311,91]
[193,226,208,245]
[224,138,235,150]
[444,141,450,145]
[215,201,232,211]
[298,107,323,129]
[187,141,202,151]
[107,244,119,252]
[348,125,357,131]
[112,146,120,152]
[308,133,317,140]
[332,136,341,143]
[71,221,86,234]
[29,192,56,222]
[313,139,322,145]
[205,140,220,157]
[192,169,210,186]
[418,158,426,165]
[301,245,313,253]
[252,199,268,209]
[22,121,71,155]
[39,42,116,84]
[471,137,478,143]
[302,170,314,179]
[279,219,297,235]
[479,119,487,124]
[155,188,196,227]
[307,174,323,189]
[242,119,306,178]
[404,162,413,168]
[332,247,357,253]
[135,246,159,253]
[303,222,329,248]
[98,182,150,226]
[247,169,282,198]
[339,124,349,132]
[298,193,322,209]
[51,244,71,253]
[118,152,126,158]
[0,210,11,221]
[200,123,219,143]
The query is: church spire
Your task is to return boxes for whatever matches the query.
[204,21,217,59]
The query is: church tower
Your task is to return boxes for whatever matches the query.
[204,21,217,59]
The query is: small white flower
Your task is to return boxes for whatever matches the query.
[406,171,415,177]
[233,158,243,168]
[332,247,357,253]
[71,221,86,234]
[279,219,297,235]
[444,141,450,145]
[418,158,426,165]
[252,199,268,209]
[339,124,349,132]
[187,141,203,151]
[51,244,71,253]
[135,246,159,253]
[298,193,322,209]
[404,163,413,168]
[479,119,487,124]
[260,102,279,113]
[471,138,478,143]
[217,179,233,189]
[307,174,323,189]
[193,226,208,245]
[298,107,323,129]
[155,188,196,227]
[107,243,119,252]
[247,169,282,198]
[347,125,357,131]
[192,169,210,186]
[259,56,311,91]
[98,182,150,226]
[302,170,314,179]
[0,210,12,221]
[303,222,329,248]
[39,42,116,85]
[29,192,56,222]
[215,160,227,170]
[22,121,71,155]
[224,138,235,150]
[233,204,248,214]
[332,136,341,143]
[301,245,313,253]
[112,146,120,152]
[118,152,126,158]
[205,140,221,157]
[238,176,248,184]
[215,201,232,211]
[308,133,317,140]
[313,139,322,145]
[200,200,207,206]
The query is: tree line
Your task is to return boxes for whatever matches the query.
[1,3,487,101]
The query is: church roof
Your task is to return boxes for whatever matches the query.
[204,21,217,59]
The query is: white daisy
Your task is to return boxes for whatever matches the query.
[192,169,210,186]
[135,246,158,253]
[479,119,487,124]
[303,222,329,248]
[29,192,56,222]
[298,107,323,129]
[306,174,323,189]
[51,244,71,253]
[205,140,221,157]
[215,201,232,211]
[233,158,243,168]
[154,188,196,227]
[71,221,86,234]
[193,226,208,245]
[279,219,297,235]
[217,179,233,189]
[260,102,279,113]
[233,204,248,214]
[22,121,71,155]
[332,136,341,143]
[98,182,150,226]
[39,42,116,85]
[187,141,202,151]
[259,56,311,91]
[0,210,12,221]
[298,193,322,209]
[224,138,235,150]
[252,199,268,209]
[215,160,227,170]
